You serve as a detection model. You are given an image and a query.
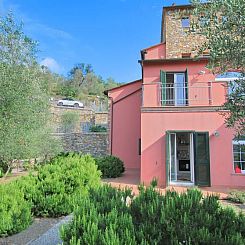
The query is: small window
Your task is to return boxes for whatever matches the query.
[200,16,209,27]
[233,140,245,173]
[138,138,141,155]
[181,17,190,28]
[222,16,228,24]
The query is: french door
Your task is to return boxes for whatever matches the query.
[166,131,210,186]
[161,70,188,106]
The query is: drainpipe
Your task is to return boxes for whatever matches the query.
[109,96,113,155]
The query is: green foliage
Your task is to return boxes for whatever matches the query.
[60,111,80,133]
[95,155,125,178]
[55,63,121,102]
[61,186,245,245]
[191,0,245,135]
[0,184,32,237]
[60,184,136,245]
[223,79,245,135]
[90,125,107,132]
[58,83,78,98]
[228,190,245,204]
[0,12,60,171]
[16,154,101,217]
[0,12,37,65]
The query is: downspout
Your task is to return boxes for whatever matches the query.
[140,50,146,106]
[109,96,113,155]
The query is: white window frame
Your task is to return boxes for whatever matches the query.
[232,140,245,174]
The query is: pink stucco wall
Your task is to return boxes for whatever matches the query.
[141,111,245,187]
[142,60,227,107]
[144,43,166,60]
[108,81,142,169]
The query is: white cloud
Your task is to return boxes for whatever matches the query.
[40,57,61,73]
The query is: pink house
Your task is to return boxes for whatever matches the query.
[105,4,245,188]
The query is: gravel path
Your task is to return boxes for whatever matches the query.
[220,200,245,214]
[0,215,72,245]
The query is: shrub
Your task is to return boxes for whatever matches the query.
[95,155,125,178]
[61,186,245,245]
[0,184,32,237]
[228,190,245,204]
[60,185,135,244]
[90,125,107,132]
[16,153,101,217]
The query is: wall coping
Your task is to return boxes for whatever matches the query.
[52,132,108,136]
[141,106,228,113]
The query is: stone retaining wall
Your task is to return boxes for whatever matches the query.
[55,132,109,157]
[51,105,108,133]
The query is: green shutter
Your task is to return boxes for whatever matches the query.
[185,68,189,105]
[194,132,211,186]
[160,70,166,105]
[165,131,170,186]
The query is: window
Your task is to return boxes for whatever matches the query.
[216,72,242,79]
[222,16,228,24]
[138,138,141,155]
[164,72,188,106]
[233,140,245,173]
[181,17,190,28]
[199,16,210,27]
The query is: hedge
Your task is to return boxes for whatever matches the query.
[61,185,245,245]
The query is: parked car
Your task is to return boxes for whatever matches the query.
[57,98,84,108]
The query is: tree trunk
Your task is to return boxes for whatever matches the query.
[3,161,12,179]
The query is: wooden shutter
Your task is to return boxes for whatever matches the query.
[160,70,166,105]
[165,131,170,186]
[194,132,211,186]
[185,68,189,105]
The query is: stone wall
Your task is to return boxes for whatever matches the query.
[55,132,109,157]
[164,8,206,59]
[95,112,108,125]
[50,105,108,133]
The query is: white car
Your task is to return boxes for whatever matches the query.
[57,98,84,108]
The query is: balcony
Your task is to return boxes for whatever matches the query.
[160,82,212,106]
[142,81,226,108]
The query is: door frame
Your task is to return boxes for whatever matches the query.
[167,130,195,185]
[166,130,210,186]
[174,73,186,106]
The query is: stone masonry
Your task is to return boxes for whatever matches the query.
[164,8,206,59]
[55,132,109,157]
[51,105,108,133]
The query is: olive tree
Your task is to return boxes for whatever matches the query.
[0,12,61,176]
[191,0,245,135]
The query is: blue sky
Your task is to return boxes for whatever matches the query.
[0,0,188,83]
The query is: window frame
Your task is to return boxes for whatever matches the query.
[232,140,245,173]
[165,71,188,106]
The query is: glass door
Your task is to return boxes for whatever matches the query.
[174,73,186,106]
[170,133,177,182]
